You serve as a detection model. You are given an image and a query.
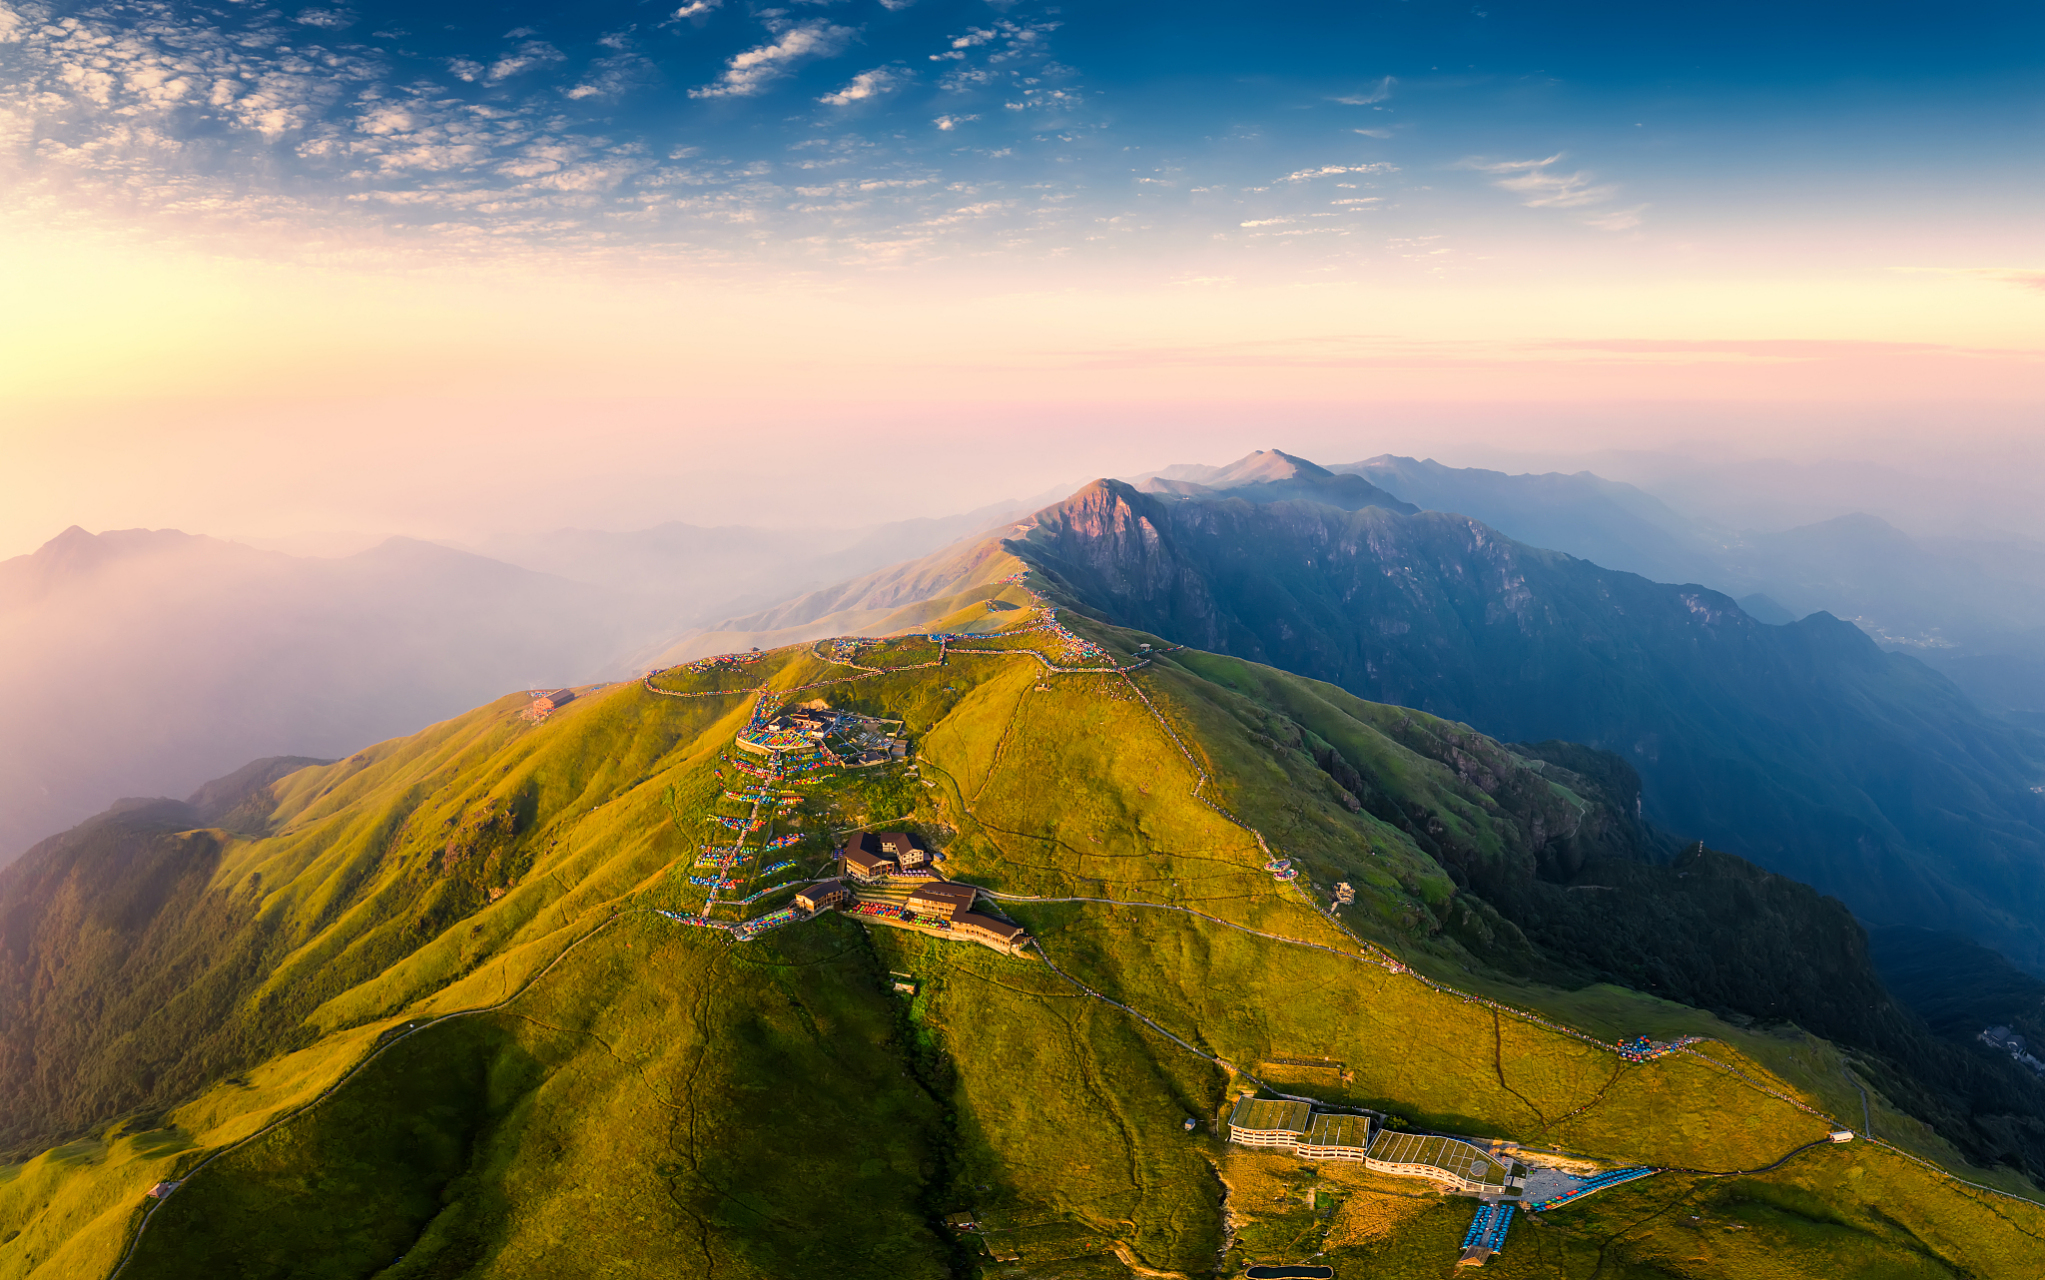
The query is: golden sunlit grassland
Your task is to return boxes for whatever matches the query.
[3,593,2042,1278]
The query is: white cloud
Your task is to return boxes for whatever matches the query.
[1464,154,1618,208]
[1331,76,1394,106]
[691,20,856,99]
[529,160,645,193]
[1353,128,1391,139]
[1584,204,1647,231]
[1240,217,1291,227]
[819,67,900,106]
[1003,87,1081,112]
[1461,153,1642,229]
[0,0,1076,265]
[672,0,720,17]
[566,53,654,101]
[1276,163,1396,183]
[293,9,355,30]
[483,41,567,86]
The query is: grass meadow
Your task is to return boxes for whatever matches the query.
[5,597,2043,1278]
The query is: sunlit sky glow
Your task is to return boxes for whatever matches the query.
[2,0,2041,555]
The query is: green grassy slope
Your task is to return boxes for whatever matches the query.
[3,580,2041,1279]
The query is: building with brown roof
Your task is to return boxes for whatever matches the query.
[840,832,896,881]
[875,831,928,868]
[952,911,1029,955]
[906,880,978,920]
[795,879,851,913]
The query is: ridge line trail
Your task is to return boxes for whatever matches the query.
[112,611,2039,1276]
[106,901,652,1280]
[1492,1009,1553,1129]
[964,660,1985,1206]
[801,614,2045,1215]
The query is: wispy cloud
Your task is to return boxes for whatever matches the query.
[692,20,856,99]
[1464,154,1611,207]
[449,41,567,87]
[929,19,1062,92]
[1898,266,2045,293]
[1277,163,1396,183]
[565,50,655,101]
[1331,76,1394,106]
[1461,153,1642,228]
[1004,87,1082,112]
[293,8,355,30]
[819,67,901,106]
[1583,204,1646,231]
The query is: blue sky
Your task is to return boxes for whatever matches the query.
[5,0,2039,265]
[3,2,2043,556]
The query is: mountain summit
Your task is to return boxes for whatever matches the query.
[677,453,2045,974]
[1138,448,1419,514]
[1007,466,2045,971]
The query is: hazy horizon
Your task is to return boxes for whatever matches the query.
[6,0,2044,850]
[12,421,2045,564]
[5,0,2040,559]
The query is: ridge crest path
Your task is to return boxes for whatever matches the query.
[102,587,2045,1279]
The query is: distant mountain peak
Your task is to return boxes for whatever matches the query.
[1205,448,1334,487]
[0,525,223,612]
[1131,450,1417,516]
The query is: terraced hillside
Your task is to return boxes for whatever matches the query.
[2,570,2041,1278]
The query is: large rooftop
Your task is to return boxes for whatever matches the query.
[1366,1131,1511,1190]
[1229,1097,1311,1135]
[1302,1113,1371,1151]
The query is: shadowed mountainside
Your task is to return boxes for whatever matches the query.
[1008,470,2045,974]
[1343,454,2045,726]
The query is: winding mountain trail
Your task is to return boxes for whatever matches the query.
[936,629,2045,1214]
[103,607,2045,1279]
[107,903,652,1279]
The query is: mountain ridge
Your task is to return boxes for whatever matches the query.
[1003,472,2045,972]
[5,592,2042,1277]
